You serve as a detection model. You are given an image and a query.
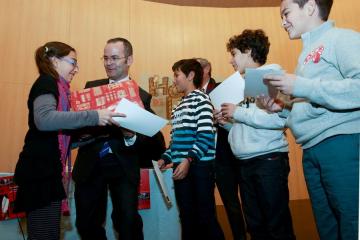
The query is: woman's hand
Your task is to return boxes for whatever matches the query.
[97,109,126,126]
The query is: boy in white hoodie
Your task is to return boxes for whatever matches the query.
[216,29,295,240]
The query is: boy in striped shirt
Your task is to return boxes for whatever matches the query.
[158,59,224,240]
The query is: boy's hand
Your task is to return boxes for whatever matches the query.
[173,159,190,180]
[263,73,297,96]
[213,109,229,125]
[221,103,236,119]
[257,95,284,113]
[158,159,173,171]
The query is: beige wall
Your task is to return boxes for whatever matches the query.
[1,0,359,200]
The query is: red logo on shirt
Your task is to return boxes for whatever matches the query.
[303,45,324,65]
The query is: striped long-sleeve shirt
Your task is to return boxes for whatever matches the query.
[162,89,215,164]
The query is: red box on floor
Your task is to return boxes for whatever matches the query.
[0,174,25,220]
[138,169,150,210]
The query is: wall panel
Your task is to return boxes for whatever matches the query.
[68,0,131,90]
[1,0,72,85]
[0,83,30,171]
[130,0,185,86]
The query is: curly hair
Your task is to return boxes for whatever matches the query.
[226,29,270,65]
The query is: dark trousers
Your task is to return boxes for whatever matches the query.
[74,159,143,240]
[303,134,359,240]
[26,201,61,240]
[173,161,225,240]
[239,153,295,240]
[215,147,246,240]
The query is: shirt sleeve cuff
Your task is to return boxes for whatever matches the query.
[188,151,199,162]
[220,122,232,132]
[232,107,245,122]
[293,76,318,99]
[161,153,172,164]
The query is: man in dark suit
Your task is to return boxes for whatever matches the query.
[73,38,165,240]
[197,58,247,240]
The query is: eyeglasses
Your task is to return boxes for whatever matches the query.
[101,55,127,63]
[61,57,78,68]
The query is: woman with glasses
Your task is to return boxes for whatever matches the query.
[13,41,124,240]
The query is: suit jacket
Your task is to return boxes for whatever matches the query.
[72,78,165,184]
[206,78,217,94]
[206,78,237,163]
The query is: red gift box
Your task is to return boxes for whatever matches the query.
[0,174,25,220]
[70,79,144,111]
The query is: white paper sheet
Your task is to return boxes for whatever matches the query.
[152,160,172,207]
[112,98,168,137]
[209,71,245,110]
[244,64,284,97]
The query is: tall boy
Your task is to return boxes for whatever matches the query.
[263,1,360,239]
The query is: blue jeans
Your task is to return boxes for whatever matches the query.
[173,160,224,240]
[303,134,359,240]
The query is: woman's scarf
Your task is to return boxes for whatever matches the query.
[56,76,72,216]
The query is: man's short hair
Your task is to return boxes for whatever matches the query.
[107,37,133,57]
[289,0,333,21]
[196,58,212,77]
[172,59,204,89]
[226,29,270,65]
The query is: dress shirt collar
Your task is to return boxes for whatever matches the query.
[201,80,210,92]
[109,75,130,84]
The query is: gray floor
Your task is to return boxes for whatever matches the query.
[217,199,319,240]
[1,200,319,240]
[0,169,181,240]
